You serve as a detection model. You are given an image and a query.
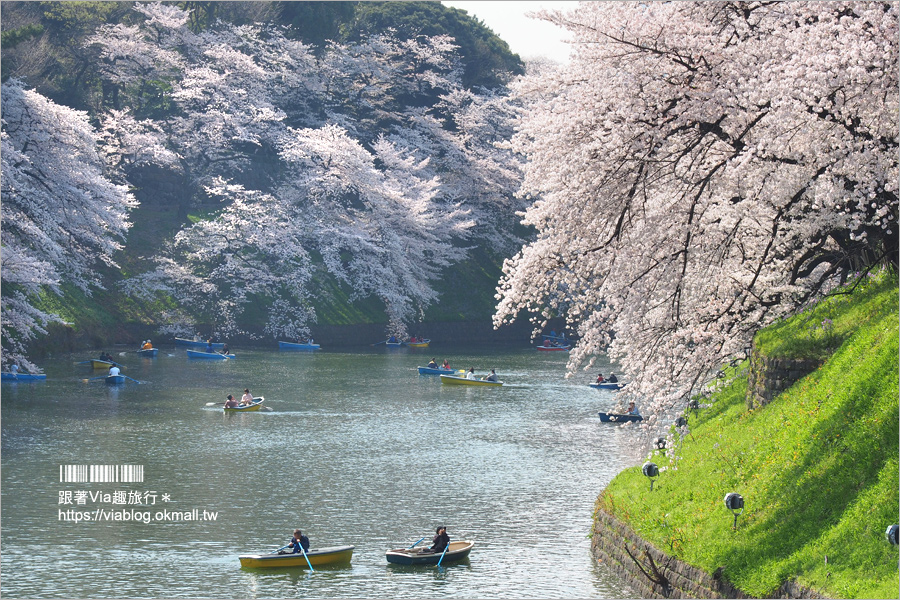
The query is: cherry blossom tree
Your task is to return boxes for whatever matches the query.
[1,78,136,370]
[495,2,898,426]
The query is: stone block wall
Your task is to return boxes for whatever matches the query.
[746,340,823,410]
[591,507,826,599]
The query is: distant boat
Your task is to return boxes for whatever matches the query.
[186,350,234,360]
[239,544,354,568]
[405,339,430,348]
[598,412,643,423]
[79,359,124,370]
[385,540,474,565]
[225,397,264,412]
[536,345,571,352]
[175,337,225,349]
[1,372,47,382]
[589,382,626,390]
[440,374,503,387]
[385,339,403,348]
[278,341,320,351]
[137,348,158,357]
[417,366,461,375]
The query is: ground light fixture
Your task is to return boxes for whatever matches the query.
[724,492,744,529]
[642,461,659,491]
[886,524,899,545]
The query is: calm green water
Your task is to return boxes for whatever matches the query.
[2,344,637,598]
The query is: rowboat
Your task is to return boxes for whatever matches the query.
[186,350,234,359]
[137,348,158,357]
[175,337,225,349]
[79,359,124,370]
[385,340,403,348]
[405,339,430,348]
[225,397,264,412]
[106,374,126,385]
[1,372,47,382]
[440,374,503,387]
[598,412,643,423]
[537,345,571,352]
[239,545,354,568]
[385,540,474,565]
[418,366,461,375]
[590,382,626,390]
[278,341,320,351]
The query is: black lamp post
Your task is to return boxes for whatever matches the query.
[642,461,659,491]
[724,492,744,529]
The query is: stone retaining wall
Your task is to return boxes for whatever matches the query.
[746,340,823,410]
[591,507,826,599]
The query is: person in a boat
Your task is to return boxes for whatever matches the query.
[289,529,310,554]
[240,388,254,405]
[9,363,19,377]
[221,343,230,355]
[205,340,214,353]
[108,365,121,377]
[625,401,639,415]
[483,369,499,382]
[608,373,618,383]
[465,368,476,380]
[427,358,438,369]
[99,351,112,362]
[388,335,398,344]
[596,373,605,383]
[142,340,153,350]
[430,526,449,553]
[441,359,451,370]
[224,394,239,408]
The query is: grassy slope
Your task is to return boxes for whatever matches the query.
[598,274,899,599]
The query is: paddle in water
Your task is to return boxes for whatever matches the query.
[300,544,314,572]
[437,540,450,568]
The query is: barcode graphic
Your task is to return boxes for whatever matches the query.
[59,465,144,483]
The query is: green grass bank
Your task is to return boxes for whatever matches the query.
[597,273,899,599]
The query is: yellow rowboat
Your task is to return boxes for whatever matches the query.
[224,397,264,412]
[239,545,354,568]
[439,374,503,387]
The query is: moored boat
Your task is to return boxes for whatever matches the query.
[186,350,234,359]
[598,412,643,423]
[278,341,320,351]
[385,540,474,565]
[106,374,126,385]
[175,337,225,349]
[440,374,503,387]
[239,545,354,568]
[1,372,47,382]
[590,382,626,390]
[225,397,264,412]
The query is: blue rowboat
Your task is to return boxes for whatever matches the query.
[278,341,320,351]
[225,397,264,412]
[175,337,225,349]
[385,540,474,565]
[186,350,235,359]
[106,374,126,385]
[598,412,642,423]
[137,348,158,357]
[417,366,462,375]
[589,382,626,390]
[1,372,47,382]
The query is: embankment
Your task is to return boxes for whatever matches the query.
[590,274,899,599]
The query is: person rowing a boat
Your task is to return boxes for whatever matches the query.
[205,340,214,353]
[287,529,310,554]
[625,401,639,415]
[608,373,618,383]
[427,358,438,368]
[483,369,499,382]
[142,340,153,350]
[240,389,254,405]
[224,394,239,408]
[429,526,449,553]
[596,373,605,383]
[108,365,121,377]
[441,359,451,370]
